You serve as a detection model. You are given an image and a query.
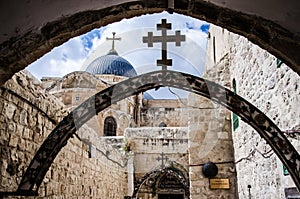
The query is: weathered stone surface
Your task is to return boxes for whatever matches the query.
[0,0,299,87]
[0,71,128,198]
[188,90,237,198]
[207,24,300,199]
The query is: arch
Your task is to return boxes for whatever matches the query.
[159,122,167,127]
[13,70,299,195]
[0,1,300,85]
[133,166,190,198]
[103,116,117,136]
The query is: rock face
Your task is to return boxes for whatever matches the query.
[0,70,127,198]
[206,24,300,199]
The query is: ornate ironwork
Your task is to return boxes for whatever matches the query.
[15,70,300,194]
[132,166,190,198]
[143,19,185,70]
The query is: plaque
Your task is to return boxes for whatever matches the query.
[209,178,230,189]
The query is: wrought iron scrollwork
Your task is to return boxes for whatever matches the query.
[14,71,299,194]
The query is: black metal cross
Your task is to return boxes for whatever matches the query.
[143,19,186,70]
[156,152,169,167]
[106,32,121,50]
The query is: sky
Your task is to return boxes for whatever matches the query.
[26,11,210,98]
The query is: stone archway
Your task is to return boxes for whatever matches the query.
[8,70,299,196]
[0,1,299,85]
[133,165,190,198]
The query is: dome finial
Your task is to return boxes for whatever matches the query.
[106,32,121,50]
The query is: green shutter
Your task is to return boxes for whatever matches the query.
[283,164,289,176]
[233,79,239,131]
[233,113,239,131]
[277,58,283,68]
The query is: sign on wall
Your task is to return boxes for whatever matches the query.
[209,179,230,189]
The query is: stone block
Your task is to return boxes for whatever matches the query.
[33,130,42,143]
[0,98,4,113]
[6,122,16,134]
[4,102,16,120]
[8,134,19,147]
[217,131,229,140]
[28,113,37,127]
[23,128,31,139]
[15,124,24,137]
[0,129,10,145]
[12,108,20,123]
[19,109,28,126]
[37,112,44,125]
[17,137,26,151]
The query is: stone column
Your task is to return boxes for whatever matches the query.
[127,155,134,196]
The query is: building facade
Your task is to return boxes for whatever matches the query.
[0,24,299,199]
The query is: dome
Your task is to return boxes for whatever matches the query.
[85,50,137,78]
[143,92,154,100]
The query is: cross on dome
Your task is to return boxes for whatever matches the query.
[106,32,121,50]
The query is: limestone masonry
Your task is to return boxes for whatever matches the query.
[0,24,299,199]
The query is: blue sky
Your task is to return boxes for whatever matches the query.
[26,12,210,98]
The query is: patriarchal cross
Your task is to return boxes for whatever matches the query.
[106,32,121,50]
[156,152,169,167]
[143,19,186,70]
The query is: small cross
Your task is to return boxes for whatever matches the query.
[143,19,186,70]
[106,32,121,50]
[156,152,169,167]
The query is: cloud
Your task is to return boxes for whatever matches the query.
[26,36,88,79]
[26,11,210,85]
[82,12,209,74]
[81,29,101,50]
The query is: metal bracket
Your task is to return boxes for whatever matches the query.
[167,0,175,13]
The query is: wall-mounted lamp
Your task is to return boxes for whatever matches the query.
[202,162,218,178]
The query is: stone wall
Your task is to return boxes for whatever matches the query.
[207,24,300,198]
[186,31,238,198]
[141,99,189,127]
[0,70,127,198]
[188,92,237,199]
[125,127,189,174]
[45,72,141,136]
[0,70,65,193]
[125,127,190,198]
[40,125,128,198]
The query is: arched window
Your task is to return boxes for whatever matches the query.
[159,122,167,127]
[104,116,117,136]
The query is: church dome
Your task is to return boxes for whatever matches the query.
[85,50,137,78]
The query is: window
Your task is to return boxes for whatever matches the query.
[159,122,167,127]
[75,96,80,101]
[232,79,239,131]
[165,108,174,112]
[277,58,283,68]
[283,164,289,176]
[104,116,117,136]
